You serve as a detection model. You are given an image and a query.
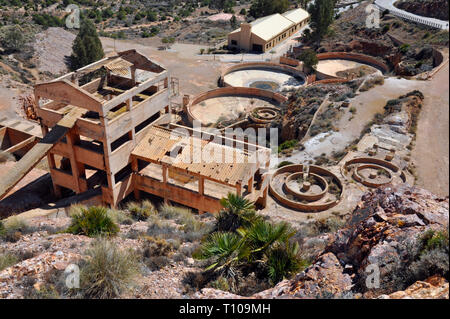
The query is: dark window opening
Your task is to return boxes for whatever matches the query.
[135,113,160,134]
[141,86,158,96]
[252,44,263,53]
[231,40,238,45]
[109,102,127,113]
[111,131,132,152]
[137,159,151,171]
[114,163,132,184]
[82,111,100,120]
[59,157,72,173]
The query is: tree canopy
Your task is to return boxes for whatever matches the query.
[308,0,335,41]
[0,26,25,52]
[70,18,104,71]
[297,49,318,70]
[249,0,289,19]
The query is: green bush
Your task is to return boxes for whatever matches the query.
[106,209,133,225]
[297,49,319,70]
[80,238,140,299]
[0,252,19,271]
[277,161,294,168]
[399,44,410,54]
[0,26,25,52]
[216,193,261,232]
[420,229,449,252]
[70,18,105,70]
[159,204,205,232]
[66,206,119,237]
[196,196,307,285]
[278,140,298,153]
[266,242,308,284]
[127,200,155,221]
[0,217,31,242]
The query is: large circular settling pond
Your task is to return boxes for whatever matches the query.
[249,80,281,92]
[186,87,287,127]
[222,63,306,92]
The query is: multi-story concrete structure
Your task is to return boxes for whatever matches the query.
[33,50,175,207]
[228,8,310,53]
[0,49,270,213]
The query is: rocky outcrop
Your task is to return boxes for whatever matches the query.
[379,275,449,299]
[195,185,448,299]
[395,0,449,21]
[253,253,353,299]
[325,184,448,297]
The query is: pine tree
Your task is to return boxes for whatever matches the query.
[308,0,335,42]
[70,19,104,71]
[249,0,289,19]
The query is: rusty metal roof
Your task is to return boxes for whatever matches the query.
[131,126,260,186]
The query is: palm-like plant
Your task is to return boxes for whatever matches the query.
[266,242,308,284]
[216,193,261,232]
[220,193,255,214]
[196,195,306,286]
[239,220,295,260]
[194,232,244,271]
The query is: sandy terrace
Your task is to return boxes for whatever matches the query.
[316,59,381,77]
[190,95,279,125]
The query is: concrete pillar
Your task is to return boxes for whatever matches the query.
[262,186,268,207]
[301,181,311,192]
[247,176,254,193]
[182,95,190,108]
[162,165,168,204]
[240,23,252,52]
[41,123,61,198]
[66,130,86,193]
[236,182,242,196]
[131,157,140,200]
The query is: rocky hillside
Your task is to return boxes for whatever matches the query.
[195,185,449,299]
[395,0,449,21]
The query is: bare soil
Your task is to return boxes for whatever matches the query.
[412,61,449,197]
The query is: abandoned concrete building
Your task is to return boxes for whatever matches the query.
[227,8,310,53]
[0,50,270,213]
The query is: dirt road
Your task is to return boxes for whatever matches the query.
[412,62,449,197]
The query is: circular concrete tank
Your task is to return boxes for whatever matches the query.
[316,59,382,78]
[221,62,306,93]
[186,87,287,127]
[315,52,389,80]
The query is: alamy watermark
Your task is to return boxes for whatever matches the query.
[365,263,380,289]
[64,263,80,289]
[167,120,280,167]
[365,4,380,29]
[65,4,80,29]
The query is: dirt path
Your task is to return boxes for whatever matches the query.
[101,37,224,97]
[412,63,449,197]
